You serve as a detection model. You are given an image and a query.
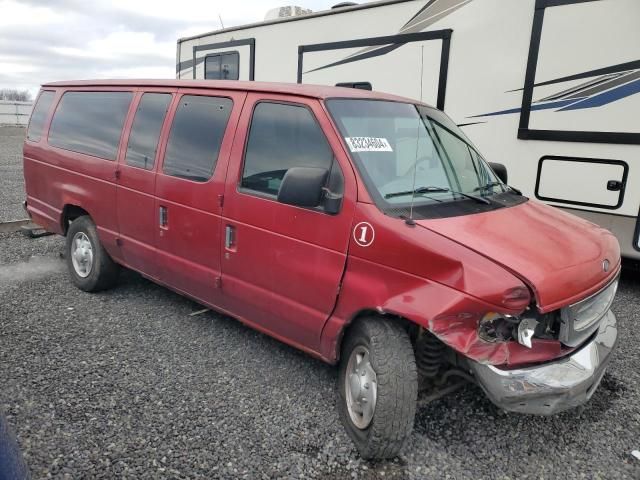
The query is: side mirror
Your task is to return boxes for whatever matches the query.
[489,162,508,184]
[278,167,329,208]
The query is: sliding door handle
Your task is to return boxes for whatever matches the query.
[159,206,168,227]
[225,225,236,249]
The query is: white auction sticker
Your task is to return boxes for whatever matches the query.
[345,137,393,152]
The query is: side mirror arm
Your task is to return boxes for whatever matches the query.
[322,187,343,215]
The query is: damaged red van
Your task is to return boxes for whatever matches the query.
[23,80,620,459]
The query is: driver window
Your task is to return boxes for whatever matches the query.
[241,102,344,201]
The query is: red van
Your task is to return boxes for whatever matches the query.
[23,80,620,459]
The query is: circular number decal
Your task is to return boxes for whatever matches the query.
[353,222,375,247]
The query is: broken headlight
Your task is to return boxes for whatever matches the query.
[478,309,561,348]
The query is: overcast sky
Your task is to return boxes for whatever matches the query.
[0,0,333,98]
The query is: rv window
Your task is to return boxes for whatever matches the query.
[48,91,133,160]
[205,52,239,80]
[125,93,172,170]
[241,102,342,201]
[27,90,55,142]
[163,95,232,182]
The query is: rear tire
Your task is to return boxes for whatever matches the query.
[338,317,418,459]
[65,215,120,292]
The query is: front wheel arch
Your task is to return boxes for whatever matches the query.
[61,204,91,236]
[335,309,420,364]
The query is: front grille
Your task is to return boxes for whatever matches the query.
[559,276,619,347]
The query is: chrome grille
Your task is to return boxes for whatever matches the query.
[559,277,619,347]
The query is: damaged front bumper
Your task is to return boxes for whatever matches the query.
[469,309,617,415]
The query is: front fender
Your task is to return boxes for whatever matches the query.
[320,256,568,367]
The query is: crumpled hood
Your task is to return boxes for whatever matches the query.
[417,200,620,312]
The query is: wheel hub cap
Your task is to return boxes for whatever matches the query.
[71,232,93,278]
[345,345,377,429]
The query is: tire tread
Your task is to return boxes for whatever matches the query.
[339,317,418,459]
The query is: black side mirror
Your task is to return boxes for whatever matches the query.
[489,162,508,184]
[278,167,329,208]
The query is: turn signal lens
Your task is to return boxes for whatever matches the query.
[502,286,531,310]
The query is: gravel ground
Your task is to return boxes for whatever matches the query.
[2,128,640,479]
[0,126,27,223]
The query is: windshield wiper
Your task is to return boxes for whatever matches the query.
[474,181,522,196]
[384,186,448,199]
[385,186,490,204]
[473,181,503,192]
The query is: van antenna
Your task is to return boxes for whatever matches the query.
[406,46,425,226]
[219,14,225,29]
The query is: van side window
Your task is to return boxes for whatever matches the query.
[205,52,239,80]
[125,93,172,170]
[163,95,232,182]
[48,91,133,160]
[241,102,342,200]
[27,91,55,142]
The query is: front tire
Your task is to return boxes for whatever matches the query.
[338,317,418,459]
[65,215,120,292]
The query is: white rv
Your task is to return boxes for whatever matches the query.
[176,0,640,259]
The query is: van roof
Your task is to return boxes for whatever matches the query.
[42,79,427,105]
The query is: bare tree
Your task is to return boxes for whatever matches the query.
[0,89,33,102]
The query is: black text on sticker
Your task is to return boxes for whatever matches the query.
[345,137,393,152]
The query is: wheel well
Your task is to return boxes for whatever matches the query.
[61,205,90,235]
[335,310,420,362]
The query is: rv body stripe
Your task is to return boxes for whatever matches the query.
[558,78,640,111]
[297,29,452,111]
[304,44,403,74]
[508,59,640,93]
[518,0,640,144]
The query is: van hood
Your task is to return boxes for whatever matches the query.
[417,200,620,312]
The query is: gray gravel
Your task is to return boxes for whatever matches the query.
[0,126,28,223]
[1,126,640,479]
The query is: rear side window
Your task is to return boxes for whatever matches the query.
[241,102,337,196]
[205,52,239,80]
[163,95,232,182]
[27,91,55,142]
[125,93,172,170]
[49,91,133,160]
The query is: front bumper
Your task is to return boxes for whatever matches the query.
[469,310,617,415]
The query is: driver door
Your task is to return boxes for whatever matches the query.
[219,94,357,352]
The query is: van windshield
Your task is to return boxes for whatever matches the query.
[326,99,525,219]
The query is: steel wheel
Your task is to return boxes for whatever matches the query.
[345,345,378,429]
[71,231,93,278]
